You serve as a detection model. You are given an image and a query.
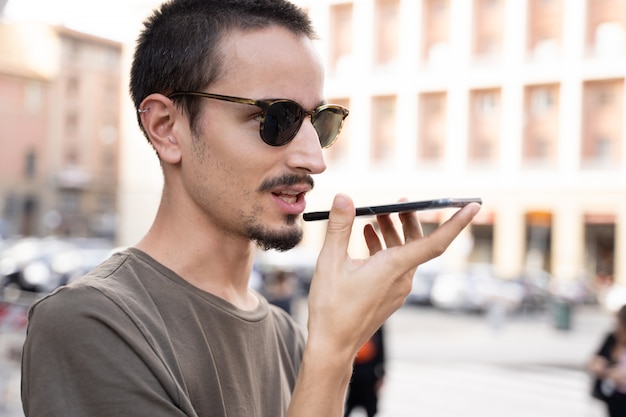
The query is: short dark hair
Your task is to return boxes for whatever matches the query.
[129,0,316,140]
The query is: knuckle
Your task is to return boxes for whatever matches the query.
[326,221,352,235]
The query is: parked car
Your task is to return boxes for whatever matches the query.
[406,258,441,305]
[430,263,525,313]
[549,277,596,305]
[253,247,317,295]
[510,269,552,314]
[0,237,114,294]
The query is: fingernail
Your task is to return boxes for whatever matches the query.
[469,202,481,216]
[333,193,350,210]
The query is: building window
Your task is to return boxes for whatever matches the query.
[530,87,554,115]
[66,112,79,137]
[596,88,614,106]
[101,47,120,68]
[60,190,81,213]
[25,82,43,113]
[594,22,626,57]
[473,0,504,60]
[24,150,37,179]
[374,0,400,68]
[472,138,494,160]
[423,0,450,65]
[524,84,559,167]
[67,76,80,97]
[63,38,82,59]
[595,136,612,162]
[527,0,563,61]
[475,91,499,115]
[531,137,549,159]
[329,4,353,75]
[587,0,626,57]
[581,79,623,168]
[469,89,501,164]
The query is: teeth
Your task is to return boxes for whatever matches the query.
[278,191,298,204]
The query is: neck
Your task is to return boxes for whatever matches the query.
[135,196,259,311]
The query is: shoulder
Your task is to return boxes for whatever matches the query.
[27,249,161,333]
[268,303,301,332]
[268,304,305,351]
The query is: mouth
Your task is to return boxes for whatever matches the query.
[270,187,309,215]
[274,189,300,204]
[259,174,315,216]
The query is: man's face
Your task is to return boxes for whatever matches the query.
[177,27,327,251]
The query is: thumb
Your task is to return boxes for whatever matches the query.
[319,194,355,262]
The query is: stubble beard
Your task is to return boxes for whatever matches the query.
[246,214,303,252]
[246,173,314,252]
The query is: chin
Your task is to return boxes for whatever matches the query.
[247,217,303,252]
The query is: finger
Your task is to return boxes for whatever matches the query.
[364,223,383,255]
[395,202,481,272]
[398,210,423,242]
[376,214,403,248]
[318,193,356,266]
[380,197,408,248]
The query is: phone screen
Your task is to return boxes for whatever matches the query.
[302,197,482,222]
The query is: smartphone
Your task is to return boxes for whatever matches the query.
[302,197,482,222]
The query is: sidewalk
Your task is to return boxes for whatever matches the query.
[363,304,614,417]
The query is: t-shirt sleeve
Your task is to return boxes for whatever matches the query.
[21,286,190,417]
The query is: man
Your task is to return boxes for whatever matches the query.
[21,1,480,416]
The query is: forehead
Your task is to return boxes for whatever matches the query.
[215,26,325,106]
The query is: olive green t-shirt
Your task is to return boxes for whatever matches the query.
[21,248,305,417]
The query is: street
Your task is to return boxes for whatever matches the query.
[1,298,614,417]
[367,304,612,417]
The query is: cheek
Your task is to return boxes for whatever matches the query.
[188,135,262,210]
[190,143,236,197]
[189,119,286,203]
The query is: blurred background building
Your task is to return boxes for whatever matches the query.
[0,17,122,240]
[290,0,624,298]
[0,0,624,299]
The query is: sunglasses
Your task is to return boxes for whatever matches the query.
[168,91,349,148]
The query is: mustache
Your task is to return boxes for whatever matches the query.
[258,173,315,192]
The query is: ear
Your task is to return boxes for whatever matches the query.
[138,93,183,164]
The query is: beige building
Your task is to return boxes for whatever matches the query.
[286,0,625,290]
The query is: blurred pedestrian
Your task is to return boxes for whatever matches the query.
[345,326,385,417]
[588,304,626,417]
[266,269,297,315]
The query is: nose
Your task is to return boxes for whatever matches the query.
[285,117,327,174]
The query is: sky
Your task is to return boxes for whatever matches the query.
[3,0,155,42]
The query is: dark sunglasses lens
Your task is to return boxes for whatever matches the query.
[312,107,347,148]
[262,101,304,146]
